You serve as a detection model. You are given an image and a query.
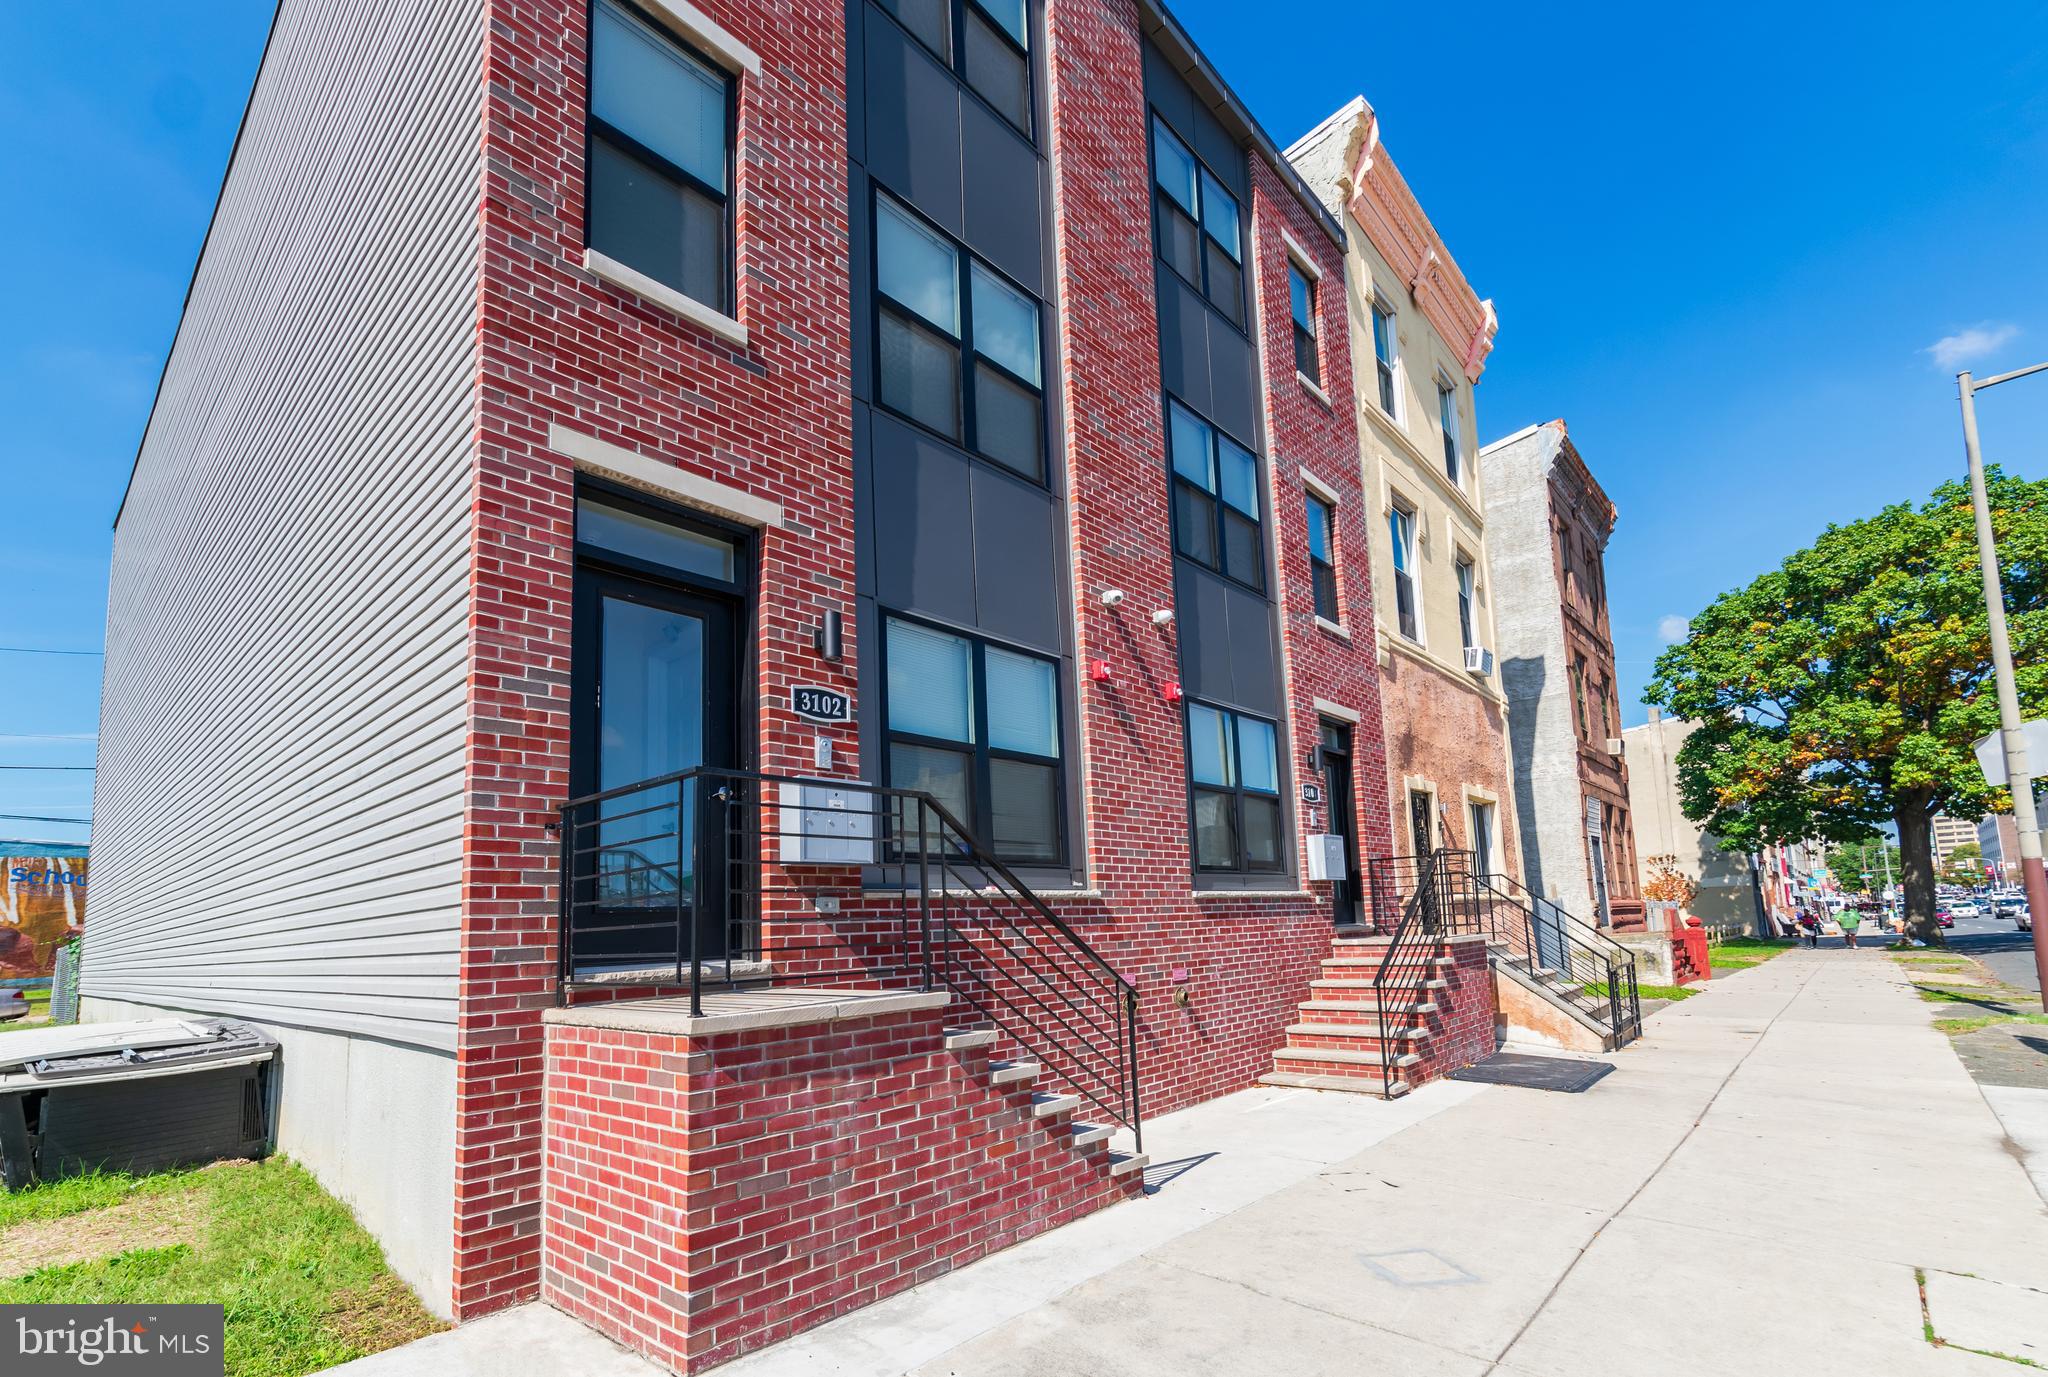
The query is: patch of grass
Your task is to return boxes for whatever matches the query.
[1706,938,1796,974]
[1585,979,1698,1002]
[0,1168,203,1231]
[0,1159,443,1376]
[1934,1013,2048,1035]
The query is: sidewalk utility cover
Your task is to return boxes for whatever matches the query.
[1447,1052,1613,1092]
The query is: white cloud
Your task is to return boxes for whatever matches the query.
[1925,322,2020,371]
[1657,615,1689,643]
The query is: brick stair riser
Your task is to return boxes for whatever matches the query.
[1284,1032,1411,1056]
[1270,1054,1394,1081]
[1295,1002,1433,1028]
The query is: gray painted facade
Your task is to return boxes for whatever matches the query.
[1624,713,1763,934]
[1481,424,1591,917]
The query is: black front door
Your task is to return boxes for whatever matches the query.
[1409,789,1434,858]
[570,565,741,968]
[1319,721,1362,927]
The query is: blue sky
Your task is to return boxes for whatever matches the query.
[4,2,2047,845]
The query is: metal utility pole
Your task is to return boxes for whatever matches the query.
[1957,362,2048,1005]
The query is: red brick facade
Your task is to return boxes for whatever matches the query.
[452,0,1406,1320]
[542,1002,1139,1371]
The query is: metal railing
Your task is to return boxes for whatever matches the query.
[556,767,1143,1148]
[1367,851,1642,1047]
[1366,850,1456,1097]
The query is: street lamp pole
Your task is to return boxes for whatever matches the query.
[1957,362,2048,1004]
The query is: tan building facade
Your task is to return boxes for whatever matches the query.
[1932,814,1981,869]
[1624,710,1764,935]
[1288,100,1513,873]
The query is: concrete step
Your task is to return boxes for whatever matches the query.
[1298,997,1439,1018]
[1067,1122,1113,1149]
[1285,1022,1430,1041]
[1030,1091,1081,1119]
[945,1027,998,1050]
[1107,1152,1149,1177]
[1310,976,1450,993]
[1258,1070,1410,1098]
[989,1060,1041,1086]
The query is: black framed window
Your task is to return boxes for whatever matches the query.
[1455,554,1475,651]
[875,194,1046,482]
[1151,117,1244,325]
[1388,502,1418,641]
[1305,491,1339,623]
[1289,264,1319,385]
[1438,379,1461,483]
[1168,400,1263,591]
[1186,702,1283,873]
[1370,299,1398,414]
[587,0,735,312]
[885,616,1064,864]
[875,0,1032,133]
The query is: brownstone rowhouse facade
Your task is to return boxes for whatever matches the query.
[86,0,1411,1330]
[1482,420,1643,928]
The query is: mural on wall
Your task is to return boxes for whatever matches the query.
[1,855,86,979]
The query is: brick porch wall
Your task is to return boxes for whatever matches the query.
[541,1003,1140,1372]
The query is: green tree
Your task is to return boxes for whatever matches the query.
[1825,836,1901,892]
[1647,471,2048,943]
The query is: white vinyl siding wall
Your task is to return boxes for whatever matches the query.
[87,0,483,1053]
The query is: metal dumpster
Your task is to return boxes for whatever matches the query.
[0,1019,278,1189]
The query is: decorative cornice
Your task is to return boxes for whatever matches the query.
[1333,103,1497,384]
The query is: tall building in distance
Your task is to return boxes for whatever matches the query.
[1481,420,1643,928]
[1932,814,1982,870]
[1288,100,1513,875]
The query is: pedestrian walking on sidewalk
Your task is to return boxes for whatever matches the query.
[1797,910,1821,947]
[1837,906,1862,949]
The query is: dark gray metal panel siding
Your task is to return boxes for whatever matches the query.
[871,417,978,628]
[961,102,1043,294]
[1156,264,1208,417]
[1221,580,1281,715]
[970,467,1062,651]
[1206,323,1258,447]
[85,0,481,1051]
[862,16,965,236]
[1176,564,1234,707]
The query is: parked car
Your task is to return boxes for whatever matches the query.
[2018,908,2034,933]
[0,990,26,1023]
[1937,910,1956,929]
[1948,900,1981,919]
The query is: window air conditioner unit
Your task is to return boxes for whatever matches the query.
[1463,646,1494,675]
[1606,737,1625,755]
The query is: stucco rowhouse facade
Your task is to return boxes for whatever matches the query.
[1624,709,1765,935]
[1480,419,1642,930]
[1287,100,1517,882]
[81,0,1642,1365]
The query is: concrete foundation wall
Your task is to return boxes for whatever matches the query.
[80,995,456,1317]
[1489,973,1607,1053]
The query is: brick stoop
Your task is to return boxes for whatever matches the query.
[1261,932,1497,1098]
[541,992,1143,1374]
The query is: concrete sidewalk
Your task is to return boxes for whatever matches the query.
[331,947,2048,1375]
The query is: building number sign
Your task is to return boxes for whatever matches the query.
[790,685,852,724]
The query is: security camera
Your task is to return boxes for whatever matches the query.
[1151,608,1174,626]
[1100,588,1126,608]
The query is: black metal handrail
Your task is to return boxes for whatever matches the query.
[556,766,1143,1148]
[1368,850,1454,1097]
[1366,851,1641,1046]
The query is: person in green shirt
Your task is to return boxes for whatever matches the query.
[1836,905,1862,949]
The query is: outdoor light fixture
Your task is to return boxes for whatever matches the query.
[1151,608,1173,626]
[814,608,843,661]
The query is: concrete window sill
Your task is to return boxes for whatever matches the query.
[584,247,749,348]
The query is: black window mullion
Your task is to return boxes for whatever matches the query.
[957,251,980,459]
